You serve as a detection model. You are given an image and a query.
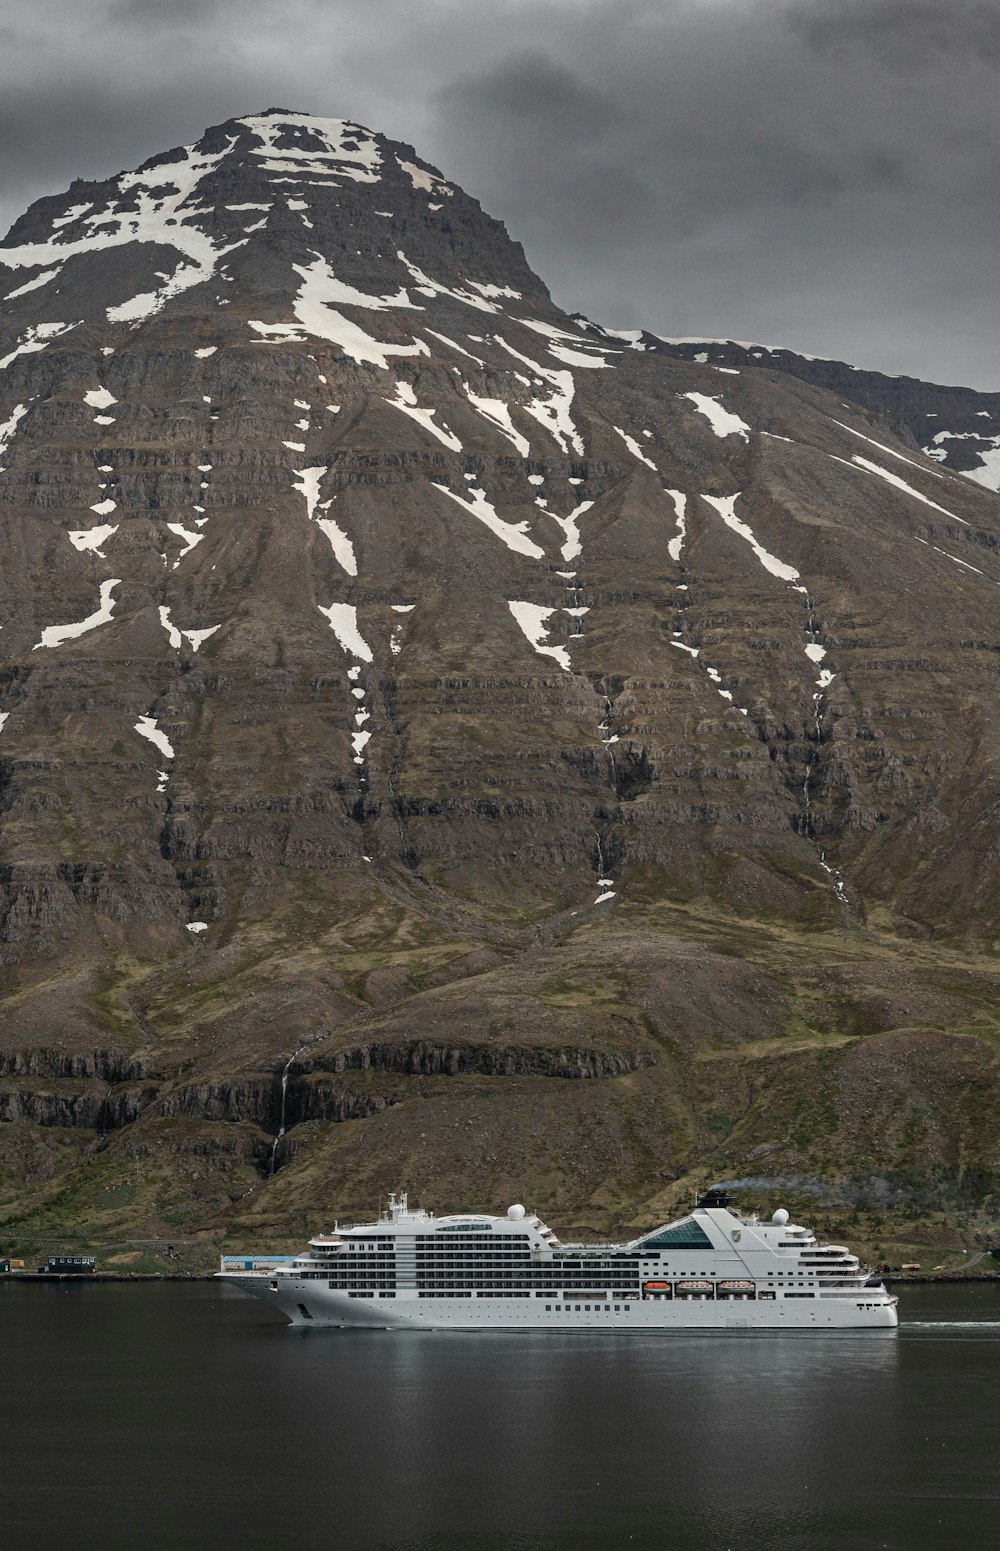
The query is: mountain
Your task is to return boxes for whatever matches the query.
[1,111,998,1268]
[621,333,1000,491]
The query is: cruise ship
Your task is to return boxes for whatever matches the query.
[218,1188,898,1331]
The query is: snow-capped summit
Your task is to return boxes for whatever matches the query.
[1,109,552,341]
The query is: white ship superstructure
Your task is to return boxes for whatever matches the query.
[219,1188,898,1331]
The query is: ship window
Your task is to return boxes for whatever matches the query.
[639,1219,712,1250]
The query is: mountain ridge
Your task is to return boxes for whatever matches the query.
[612,332,1000,492]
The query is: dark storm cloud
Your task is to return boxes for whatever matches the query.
[1,0,997,388]
[791,0,1000,63]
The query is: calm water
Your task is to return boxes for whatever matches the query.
[2,1280,998,1550]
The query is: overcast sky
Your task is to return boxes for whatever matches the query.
[2,0,997,388]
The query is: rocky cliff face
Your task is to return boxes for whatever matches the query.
[0,111,998,1257]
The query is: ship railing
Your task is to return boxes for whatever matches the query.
[558,1243,629,1256]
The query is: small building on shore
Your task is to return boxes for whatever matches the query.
[46,1255,96,1275]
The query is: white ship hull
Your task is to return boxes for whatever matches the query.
[224,1273,898,1332]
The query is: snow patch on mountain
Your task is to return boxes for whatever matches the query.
[292,466,358,574]
[134,715,175,760]
[614,427,657,471]
[33,579,120,649]
[5,268,62,299]
[166,522,204,566]
[495,337,583,456]
[69,524,117,555]
[396,251,498,314]
[666,489,688,562]
[545,340,613,370]
[660,336,827,364]
[84,387,117,409]
[517,317,614,369]
[0,322,78,371]
[550,500,594,563]
[318,602,374,661]
[830,419,945,479]
[116,145,245,321]
[923,431,1000,492]
[158,605,220,652]
[670,634,752,718]
[0,137,245,330]
[239,114,381,184]
[915,537,984,576]
[683,393,751,440]
[508,601,571,670]
[425,329,484,366]
[250,253,427,369]
[461,384,530,456]
[701,493,802,584]
[292,465,322,521]
[831,454,970,526]
[435,483,545,559]
[185,625,221,652]
[0,402,29,463]
[396,157,453,197]
[386,380,462,449]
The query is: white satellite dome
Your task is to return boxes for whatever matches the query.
[507,1203,526,1221]
[771,1208,789,1226]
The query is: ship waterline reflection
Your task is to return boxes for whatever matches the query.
[0,1280,997,1550]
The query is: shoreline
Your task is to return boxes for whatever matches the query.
[2,1272,218,1282]
[3,1270,997,1286]
[884,1271,998,1286]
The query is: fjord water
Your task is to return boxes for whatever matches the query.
[2,1282,997,1550]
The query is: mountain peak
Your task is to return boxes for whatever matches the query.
[1,108,550,337]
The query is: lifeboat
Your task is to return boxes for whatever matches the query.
[676,1280,714,1298]
[718,1280,755,1297]
[642,1280,672,1291]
